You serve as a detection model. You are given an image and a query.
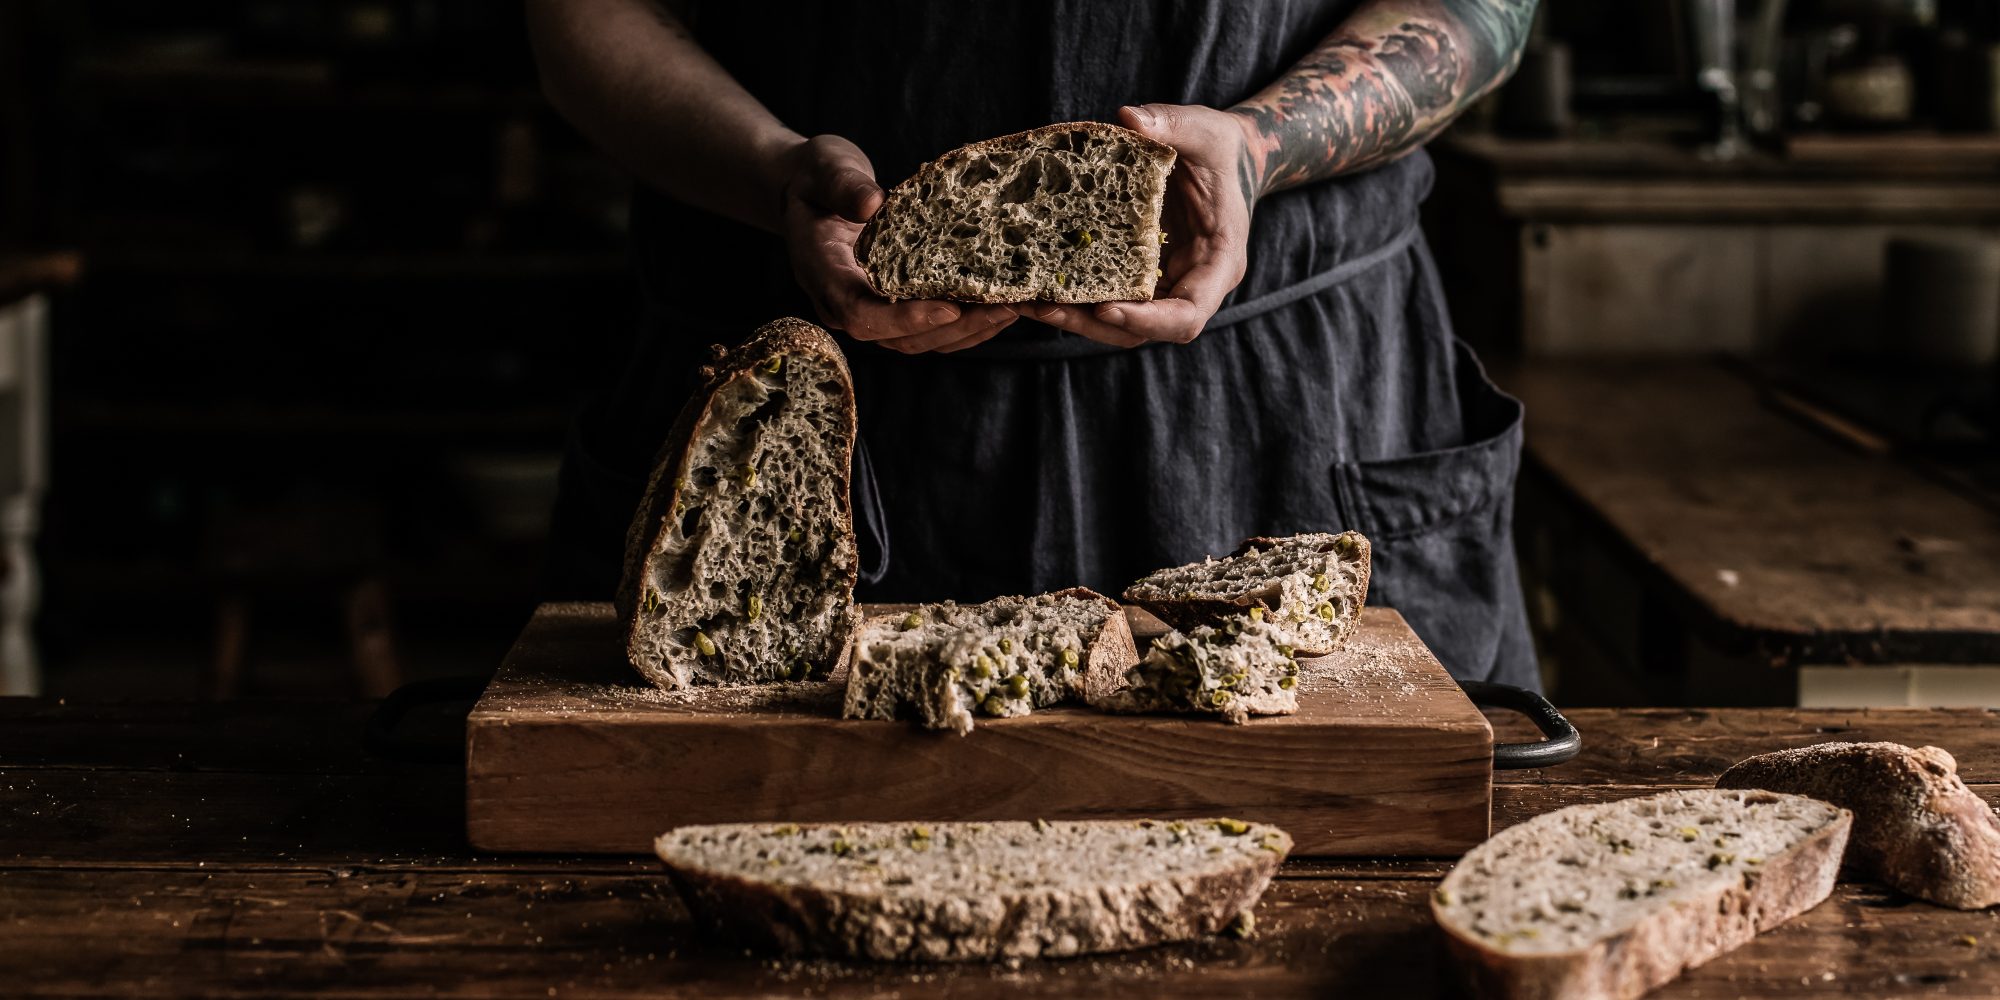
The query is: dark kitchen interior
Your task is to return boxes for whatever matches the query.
[6,1,2000,996]
[6,0,1998,706]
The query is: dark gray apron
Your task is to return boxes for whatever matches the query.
[544,0,1539,690]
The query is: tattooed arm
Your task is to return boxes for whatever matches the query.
[1027,0,1536,346]
[1232,0,1539,200]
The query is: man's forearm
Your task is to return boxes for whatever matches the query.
[525,0,803,232]
[1228,0,1535,201]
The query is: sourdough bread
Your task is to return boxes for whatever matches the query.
[1718,741,2000,909]
[617,318,860,690]
[856,122,1175,304]
[1124,532,1371,657]
[655,818,1290,961]
[1093,613,1298,724]
[1432,789,1851,1000]
[842,588,1136,735]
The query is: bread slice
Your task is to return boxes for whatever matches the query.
[1717,741,2000,909]
[1093,613,1298,724]
[842,588,1137,735]
[616,318,860,690]
[1432,789,1851,1000]
[1124,532,1371,657]
[655,818,1290,961]
[855,122,1175,304]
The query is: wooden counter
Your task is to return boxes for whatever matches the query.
[1500,359,2000,706]
[2,697,1996,997]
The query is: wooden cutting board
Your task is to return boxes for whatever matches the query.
[465,602,1494,856]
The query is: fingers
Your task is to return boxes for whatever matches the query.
[876,307,1018,355]
[1089,250,1243,344]
[1021,304,1150,350]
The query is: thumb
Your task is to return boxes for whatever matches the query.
[1118,103,1184,144]
[817,165,885,224]
[799,140,884,222]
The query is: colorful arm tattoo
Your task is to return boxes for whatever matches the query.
[1229,0,1538,201]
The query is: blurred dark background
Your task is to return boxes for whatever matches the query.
[2,0,1999,707]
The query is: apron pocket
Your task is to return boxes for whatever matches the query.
[1331,339,1528,681]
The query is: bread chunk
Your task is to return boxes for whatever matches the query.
[842,589,1136,735]
[857,122,1175,304]
[1094,614,1299,724]
[1719,741,2000,909]
[1433,789,1851,1000]
[656,818,1289,961]
[1125,532,1371,657]
[617,318,859,691]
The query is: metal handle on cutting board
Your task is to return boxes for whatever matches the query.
[1461,680,1581,770]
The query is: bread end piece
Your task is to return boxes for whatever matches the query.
[1718,741,2000,909]
[617,317,860,691]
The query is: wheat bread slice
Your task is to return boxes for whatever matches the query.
[1124,532,1371,657]
[842,588,1137,735]
[856,122,1175,304]
[1718,741,2000,909]
[1432,788,1851,1000]
[1093,613,1298,724]
[616,318,860,690]
[655,818,1289,961]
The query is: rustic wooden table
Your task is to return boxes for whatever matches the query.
[2,698,1997,997]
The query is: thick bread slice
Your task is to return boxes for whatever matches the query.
[655,818,1290,961]
[842,588,1137,735]
[616,318,860,690]
[1124,532,1371,657]
[1717,741,2000,909]
[856,122,1175,304]
[1093,613,1298,724]
[1433,789,1851,1000]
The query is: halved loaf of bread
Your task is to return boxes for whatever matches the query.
[655,818,1290,961]
[1093,613,1299,724]
[856,122,1175,304]
[617,318,860,690]
[842,588,1136,735]
[1433,789,1851,1000]
[1125,532,1371,657]
[1718,741,2000,909]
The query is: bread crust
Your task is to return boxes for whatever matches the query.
[616,317,860,690]
[656,820,1287,961]
[1718,741,2000,909]
[1126,533,1372,657]
[857,121,1176,305]
[1434,792,1851,1000]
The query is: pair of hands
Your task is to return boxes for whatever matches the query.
[779,105,1256,355]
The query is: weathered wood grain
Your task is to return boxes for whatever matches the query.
[1488,706,2000,784]
[4,865,1996,998]
[465,603,1494,856]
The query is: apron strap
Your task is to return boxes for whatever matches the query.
[851,434,891,585]
[956,219,1422,362]
[1203,221,1421,332]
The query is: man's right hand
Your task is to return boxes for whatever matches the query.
[779,135,1017,354]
